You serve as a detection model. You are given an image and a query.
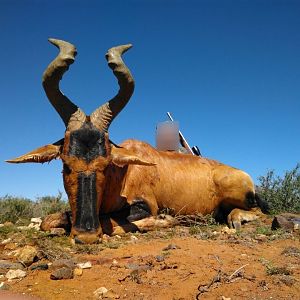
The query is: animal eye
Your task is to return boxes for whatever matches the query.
[63,164,72,175]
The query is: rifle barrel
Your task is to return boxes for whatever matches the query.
[166,112,194,155]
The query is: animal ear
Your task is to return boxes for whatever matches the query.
[6,139,64,164]
[111,146,155,167]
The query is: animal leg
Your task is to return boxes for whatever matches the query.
[40,211,72,232]
[112,214,177,236]
[127,199,152,222]
[227,208,261,230]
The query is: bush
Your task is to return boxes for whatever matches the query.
[0,196,34,223]
[258,164,300,214]
[0,192,70,224]
[34,192,70,217]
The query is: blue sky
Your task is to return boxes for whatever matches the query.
[1,0,299,199]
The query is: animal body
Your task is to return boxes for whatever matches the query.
[7,39,268,244]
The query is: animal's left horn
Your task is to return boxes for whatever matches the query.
[43,38,79,127]
[91,44,135,131]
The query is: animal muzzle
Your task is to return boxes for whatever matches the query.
[70,172,103,244]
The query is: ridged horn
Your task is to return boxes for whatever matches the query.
[91,44,135,131]
[42,38,79,127]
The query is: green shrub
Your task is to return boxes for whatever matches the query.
[0,195,34,223]
[33,192,70,217]
[258,164,300,214]
[0,192,69,223]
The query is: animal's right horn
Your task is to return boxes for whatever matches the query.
[91,44,135,132]
[42,38,79,127]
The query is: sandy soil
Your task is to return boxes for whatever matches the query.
[1,220,300,300]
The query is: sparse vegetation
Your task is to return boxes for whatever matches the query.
[258,163,300,214]
[0,192,69,224]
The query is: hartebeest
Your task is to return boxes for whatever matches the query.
[7,39,268,244]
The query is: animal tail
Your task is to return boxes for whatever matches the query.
[255,193,269,214]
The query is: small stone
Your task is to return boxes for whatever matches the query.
[17,245,38,266]
[31,217,42,224]
[52,259,76,270]
[130,235,138,242]
[17,226,29,230]
[102,234,110,242]
[155,255,165,262]
[162,244,181,251]
[50,267,74,280]
[93,287,119,299]
[77,261,92,269]
[4,243,18,250]
[114,235,122,239]
[221,226,236,235]
[73,268,83,276]
[1,238,12,244]
[104,290,120,299]
[6,269,27,280]
[30,264,49,271]
[0,260,24,270]
[28,223,40,230]
[50,228,66,236]
[0,282,10,290]
[221,297,231,300]
[4,221,14,226]
[255,234,267,242]
[94,287,108,298]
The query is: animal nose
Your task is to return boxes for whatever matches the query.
[72,232,102,244]
[74,237,84,244]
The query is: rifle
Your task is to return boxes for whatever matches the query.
[167,112,201,156]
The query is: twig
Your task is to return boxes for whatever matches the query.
[227,264,248,281]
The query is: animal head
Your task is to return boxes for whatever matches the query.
[7,39,153,243]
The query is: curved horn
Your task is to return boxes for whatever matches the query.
[43,38,79,127]
[91,44,135,131]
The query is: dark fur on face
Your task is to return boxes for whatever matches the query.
[69,122,106,162]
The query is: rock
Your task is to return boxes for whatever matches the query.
[94,287,108,298]
[6,269,27,280]
[4,243,18,250]
[104,290,120,299]
[155,255,165,262]
[0,282,10,290]
[4,221,14,226]
[73,268,83,276]
[162,244,181,251]
[17,226,29,230]
[255,234,268,242]
[1,238,12,244]
[272,213,300,231]
[49,228,66,236]
[221,226,236,235]
[30,264,49,271]
[31,217,42,224]
[50,267,74,280]
[77,261,92,269]
[221,297,231,300]
[17,245,38,266]
[52,259,76,270]
[0,260,24,270]
[102,234,110,242]
[94,287,119,299]
[130,235,138,242]
[28,223,41,230]
[41,211,71,232]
